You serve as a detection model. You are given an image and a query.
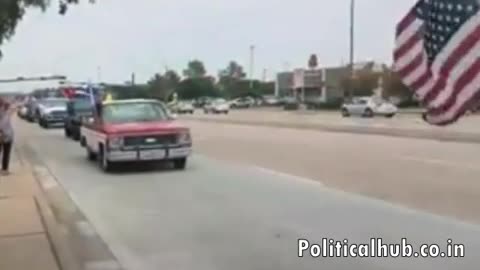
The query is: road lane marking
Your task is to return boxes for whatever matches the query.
[250,166,325,187]
[398,155,480,171]
[85,260,122,270]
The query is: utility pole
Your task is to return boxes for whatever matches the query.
[262,68,267,82]
[96,66,102,83]
[131,73,136,85]
[348,0,355,100]
[249,45,255,89]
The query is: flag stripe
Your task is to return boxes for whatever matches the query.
[394,40,423,71]
[427,74,480,125]
[422,23,480,105]
[394,31,422,61]
[396,12,416,37]
[396,52,423,78]
[429,58,480,115]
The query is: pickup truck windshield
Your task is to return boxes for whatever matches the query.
[102,102,169,123]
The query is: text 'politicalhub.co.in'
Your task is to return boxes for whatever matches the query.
[298,238,465,258]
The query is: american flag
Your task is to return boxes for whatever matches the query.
[394,0,480,125]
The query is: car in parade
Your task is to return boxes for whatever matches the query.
[64,98,94,140]
[17,104,28,119]
[80,99,192,172]
[37,98,69,128]
[203,98,230,114]
[341,97,398,118]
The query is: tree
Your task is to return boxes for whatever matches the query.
[0,0,95,59]
[183,60,206,78]
[219,61,246,79]
[147,70,180,101]
[308,54,318,69]
[176,77,220,99]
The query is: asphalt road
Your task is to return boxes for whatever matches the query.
[15,119,480,270]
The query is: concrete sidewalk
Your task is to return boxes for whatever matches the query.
[0,148,60,270]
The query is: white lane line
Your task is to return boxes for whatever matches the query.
[250,166,325,187]
[85,260,123,270]
[398,155,480,171]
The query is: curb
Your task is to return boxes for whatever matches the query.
[182,117,480,144]
[16,142,125,270]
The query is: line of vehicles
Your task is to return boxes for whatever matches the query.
[17,89,192,172]
[169,95,399,118]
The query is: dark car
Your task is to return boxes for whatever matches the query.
[64,99,94,140]
[25,98,39,122]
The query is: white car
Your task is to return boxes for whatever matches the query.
[204,99,230,114]
[341,97,398,118]
[175,102,195,114]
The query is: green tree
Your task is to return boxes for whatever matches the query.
[0,0,94,58]
[218,61,247,96]
[177,77,220,99]
[183,60,207,78]
[147,70,181,101]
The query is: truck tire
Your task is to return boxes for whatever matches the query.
[173,158,187,170]
[86,146,96,161]
[65,128,71,138]
[97,145,113,172]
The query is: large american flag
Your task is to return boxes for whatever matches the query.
[394,0,480,125]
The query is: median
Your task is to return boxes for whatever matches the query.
[180,112,480,144]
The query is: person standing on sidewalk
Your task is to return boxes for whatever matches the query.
[0,99,16,175]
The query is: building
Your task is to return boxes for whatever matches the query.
[275,61,388,104]
[275,72,293,97]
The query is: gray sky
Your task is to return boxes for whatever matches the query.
[0,0,416,92]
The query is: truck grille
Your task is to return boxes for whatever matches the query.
[123,134,177,147]
[50,111,67,118]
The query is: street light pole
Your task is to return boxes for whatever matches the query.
[348,0,355,100]
[249,45,255,90]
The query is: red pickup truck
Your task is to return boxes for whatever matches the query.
[80,99,192,172]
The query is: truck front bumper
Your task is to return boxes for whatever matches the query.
[106,145,191,162]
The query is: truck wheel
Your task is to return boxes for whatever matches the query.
[173,158,187,170]
[341,108,350,117]
[65,128,71,138]
[80,137,87,147]
[86,146,96,161]
[97,146,113,172]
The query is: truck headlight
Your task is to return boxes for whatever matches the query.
[108,137,123,149]
[177,132,191,144]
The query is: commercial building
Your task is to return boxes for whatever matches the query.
[275,61,387,104]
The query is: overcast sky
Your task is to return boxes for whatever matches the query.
[0,0,416,92]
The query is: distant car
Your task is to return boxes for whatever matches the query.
[283,97,300,110]
[263,96,281,106]
[230,97,255,108]
[204,99,230,114]
[175,102,195,114]
[64,99,94,140]
[341,97,398,118]
[17,105,28,119]
[37,98,69,128]
[25,98,39,122]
